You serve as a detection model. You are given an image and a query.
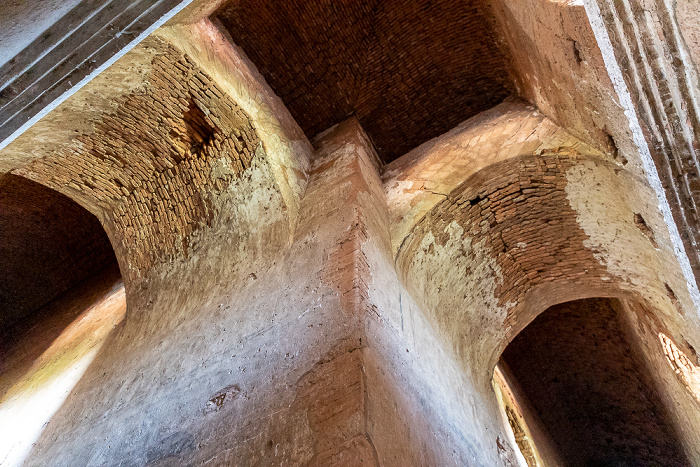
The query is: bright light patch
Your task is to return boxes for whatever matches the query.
[493,366,539,467]
[0,282,126,467]
[659,332,700,403]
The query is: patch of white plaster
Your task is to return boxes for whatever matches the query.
[566,160,692,315]
[405,220,513,373]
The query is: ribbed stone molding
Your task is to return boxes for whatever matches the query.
[585,0,700,297]
[0,0,193,151]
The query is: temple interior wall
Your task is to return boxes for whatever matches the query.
[2,2,700,466]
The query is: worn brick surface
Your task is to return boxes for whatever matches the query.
[402,152,613,338]
[16,46,260,279]
[217,0,512,162]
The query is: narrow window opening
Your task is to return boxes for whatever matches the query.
[493,365,547,467]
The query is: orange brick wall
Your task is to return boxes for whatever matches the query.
[16,45,260,280]
[399,152,616,343]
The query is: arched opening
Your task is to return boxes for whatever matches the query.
[0,174,126,466]
[495,297,689,466]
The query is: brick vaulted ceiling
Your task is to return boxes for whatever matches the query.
[216,0,513,163]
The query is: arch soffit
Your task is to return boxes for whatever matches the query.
[390,146,691,375]
[384,98,607,257]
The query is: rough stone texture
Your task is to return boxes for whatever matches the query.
[14,42,263,281]
[216,0,513,162]
[154,20,312,232]
[677,0,700,72]
[0,174,117,333]
[1,19,311,234]
[314,119,517,465]
[394,145,700,369]
[397,152,613,352]
[17,114,378,466]
[503,298,688,466]
[2,3,700,466]
[391,128,700,462]
[10,107,700,466]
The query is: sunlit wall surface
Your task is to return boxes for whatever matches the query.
[0,279,125,467]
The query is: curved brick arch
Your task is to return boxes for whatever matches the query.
[0,173,119,334]
[500,296,690,466]
[14,45,269,289]
[394,152,681,382]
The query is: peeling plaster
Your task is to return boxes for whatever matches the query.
[566,159,695,316]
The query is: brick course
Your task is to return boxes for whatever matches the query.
[217,0,512,162]
[400,152,614,338]
[16,46,261,279]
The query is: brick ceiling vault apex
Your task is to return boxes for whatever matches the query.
[215,0,514,163]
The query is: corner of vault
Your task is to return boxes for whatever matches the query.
[153,17,315,237]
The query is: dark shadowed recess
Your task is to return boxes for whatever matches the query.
[0,174,118,336]
[502,298,689,467]
[216,0,513,163]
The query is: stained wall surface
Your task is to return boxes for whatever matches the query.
[389,110,700,463]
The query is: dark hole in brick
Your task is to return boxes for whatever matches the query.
[634,213,658,248]
[183,100,219,157]
[665,282,678,302]
[664,282,684,317]
[570,39,584,65]
[604,131,627,164]
[204,384,241,415]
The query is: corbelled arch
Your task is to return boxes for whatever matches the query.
[3,27,334,467]
[12,37,293,296]
[390,146,700,460]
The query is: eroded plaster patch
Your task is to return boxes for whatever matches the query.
[406,220,512,373]
[583,0,700,314]
[565,159,693,316]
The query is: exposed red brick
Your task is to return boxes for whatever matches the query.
[16,46,260,280]
[216,0,512,162]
